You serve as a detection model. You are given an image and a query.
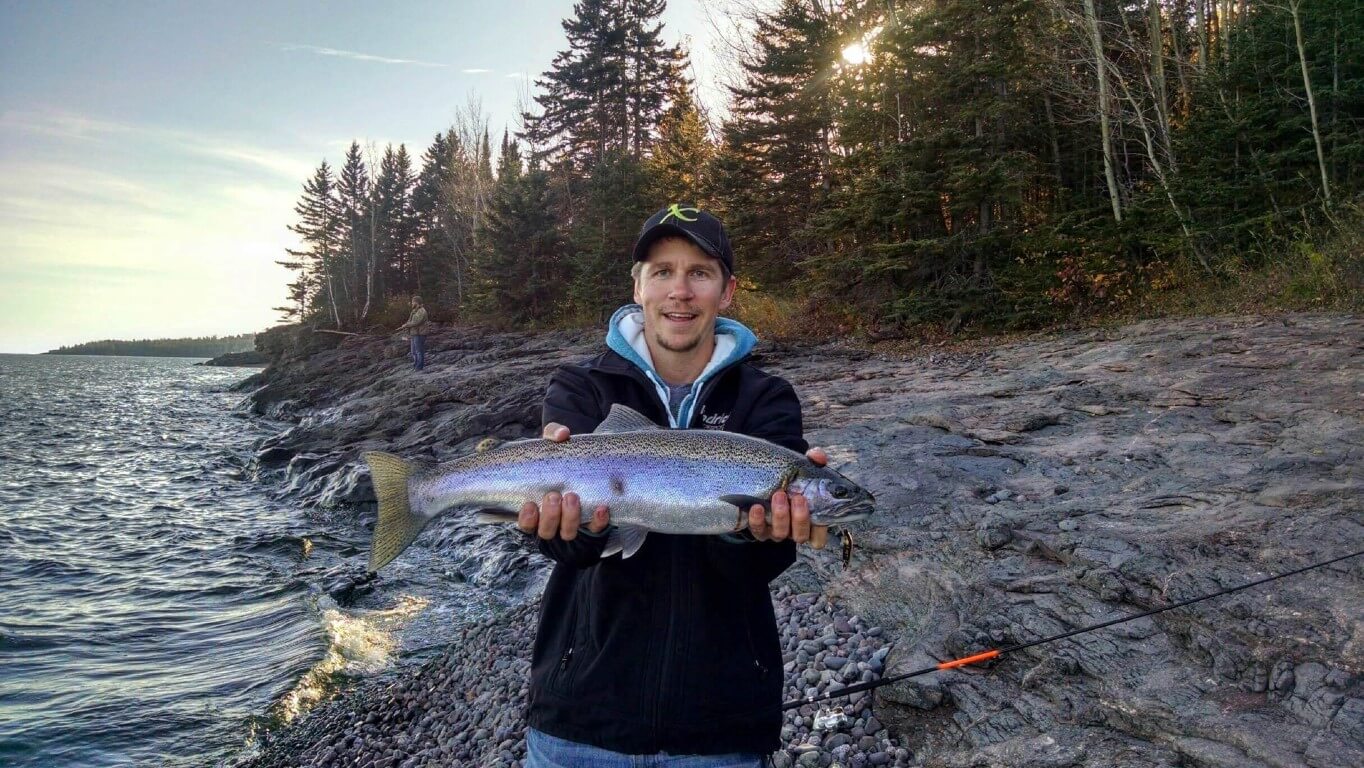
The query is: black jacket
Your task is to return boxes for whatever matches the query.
[525,347,809,755]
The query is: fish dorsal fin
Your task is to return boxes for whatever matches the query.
[602,525,649,559]
[593,404,661,434]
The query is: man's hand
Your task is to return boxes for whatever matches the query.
[748,447,831,548]
[516,422,610,540]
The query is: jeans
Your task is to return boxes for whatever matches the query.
[525,728,766,768]
[409,334,426,370]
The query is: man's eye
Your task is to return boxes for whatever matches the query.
[654,269,670,278]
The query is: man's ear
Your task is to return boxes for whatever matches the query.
[719,273,737,311]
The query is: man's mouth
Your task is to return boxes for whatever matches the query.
[662,311,698,325]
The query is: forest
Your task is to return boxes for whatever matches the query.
[46,333,257,357]
[278,0,1362,339]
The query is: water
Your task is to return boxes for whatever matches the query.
[0,354,499,767]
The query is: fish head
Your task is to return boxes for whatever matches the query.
[789,464,875,526]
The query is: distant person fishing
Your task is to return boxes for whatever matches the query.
[393,294,429,371]
[363,204,873,767]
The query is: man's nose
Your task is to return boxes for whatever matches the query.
[666,275,694,299]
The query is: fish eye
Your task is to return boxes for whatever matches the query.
[830,483,850,499]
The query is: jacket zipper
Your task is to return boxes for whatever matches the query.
[745,616,767,679]
[652,540,680,745]
[606,354,746,429]
[613,356,741,745]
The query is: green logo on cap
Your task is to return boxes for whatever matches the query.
[660,204,699,223]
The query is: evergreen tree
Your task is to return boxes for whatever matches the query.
[474,140,568,324]
[817,0,1050,329]
[648,80,714,204]
[568,150,655,320]
[337,141,374,325]
[523,0,685,168]
[373,144,419,297]
[412,132,456,307]
[710,0,839,286]
[622,0,687,157]
[283,161,344,326]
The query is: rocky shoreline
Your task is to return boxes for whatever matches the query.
[238,588,911,768]
[230,312,1363,768]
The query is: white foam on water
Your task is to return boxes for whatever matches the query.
[273,594,431,724]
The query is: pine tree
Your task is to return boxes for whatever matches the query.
[283,161,344,326]
[474,140,567,324]
[710,0,840,286]
[412,132,455,307]
[622,0,687,158]
[523,0,685,168]
[648,80,714,204]
[337,142,374,326]
[373,144,419,298]
[568,149,655,320]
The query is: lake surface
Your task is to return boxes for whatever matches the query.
[0,354,487,767]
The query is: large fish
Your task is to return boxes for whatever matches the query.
[361,403,874,571]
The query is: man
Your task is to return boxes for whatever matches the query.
[517,204,829,767]
[394,295,429,370]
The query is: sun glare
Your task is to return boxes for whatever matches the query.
[842,42,869,66]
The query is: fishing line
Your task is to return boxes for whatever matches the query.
[780,547,1364,714]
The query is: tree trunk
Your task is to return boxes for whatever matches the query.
[363,194,378,322]
[1290,0,1332,208]
[1150,0,1168,127]
[1195,0,1209,71]
[1083,0,1123,222]
[1170,0,1192,114]
[1111,59,1210,272]
[1044,90,1065,189]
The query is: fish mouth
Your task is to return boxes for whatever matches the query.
[813,501,875,526]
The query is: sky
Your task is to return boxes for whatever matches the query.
[0,0,733,354]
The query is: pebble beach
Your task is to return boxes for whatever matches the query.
[237,584,912,768]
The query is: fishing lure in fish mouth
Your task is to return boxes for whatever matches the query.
[361,404,875,572]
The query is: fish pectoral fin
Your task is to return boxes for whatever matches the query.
[719,494,771,516]
[474,509,520,524]
[602,524,649,559]
[593,404,662,433]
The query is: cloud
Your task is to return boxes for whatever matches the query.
[0,109,130,141]
[188,142,316,181]
[505,73,525,79]
[279,43,447,68]
[462,68,493,74]
[1,109,315,182]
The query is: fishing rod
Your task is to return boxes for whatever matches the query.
[782,547,1364,715]
[313,329,373,337]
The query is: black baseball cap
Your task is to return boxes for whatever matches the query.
[631,204,734,275]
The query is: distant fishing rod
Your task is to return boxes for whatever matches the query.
[781,547,1364,715]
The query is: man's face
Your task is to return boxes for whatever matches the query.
[633,237,736,355]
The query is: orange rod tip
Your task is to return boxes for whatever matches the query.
[937,649,1001,670]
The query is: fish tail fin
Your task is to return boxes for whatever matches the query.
[363,451,427,572]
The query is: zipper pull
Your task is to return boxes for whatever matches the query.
[560,647,573,669]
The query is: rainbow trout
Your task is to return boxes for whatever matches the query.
[362,404,874,571]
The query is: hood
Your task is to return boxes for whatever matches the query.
[606,303,757,428]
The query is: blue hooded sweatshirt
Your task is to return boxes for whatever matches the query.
[604,303,757,429]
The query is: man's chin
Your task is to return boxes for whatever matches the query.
[653,331,703,354]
